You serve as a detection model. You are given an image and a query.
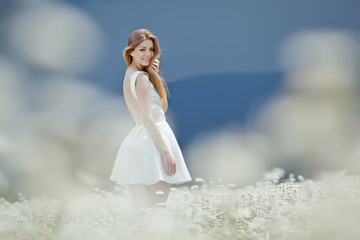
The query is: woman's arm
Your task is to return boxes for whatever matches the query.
[136,73,176,175]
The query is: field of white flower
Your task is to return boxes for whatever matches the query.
[1,168,359,240]
[1,5,360,240]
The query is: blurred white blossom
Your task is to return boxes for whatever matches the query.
[0,169,359,239]
[256,29,360,176]
[0,2,129,198]
[187,130,268,186]
[9,2,103,74]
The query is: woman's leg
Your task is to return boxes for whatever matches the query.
[128,184,151,208]
[147,181,171,206]
[129,181,171,208]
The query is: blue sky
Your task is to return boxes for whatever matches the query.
[63,0,360,92]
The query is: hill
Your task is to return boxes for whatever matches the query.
[167,72,284,148]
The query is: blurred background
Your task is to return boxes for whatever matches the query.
[1,0,360,199]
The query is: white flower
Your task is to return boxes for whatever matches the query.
[195,177,205,183]
[191,185,199,191]
[298,175,305,182]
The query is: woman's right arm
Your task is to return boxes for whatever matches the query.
[135,73,176,176]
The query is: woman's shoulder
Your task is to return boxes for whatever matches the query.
[136,71,150,80]
[125,70,151,90]
[125,69,149,81]
[135,72,151,88]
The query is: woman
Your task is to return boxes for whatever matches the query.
[110,29,192,207]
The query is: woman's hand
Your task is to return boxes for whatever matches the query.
[161,150,177,176]
[151,59,160,73]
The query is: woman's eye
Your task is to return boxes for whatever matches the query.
[140,49,145,51]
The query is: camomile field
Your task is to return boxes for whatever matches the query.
[1,3,360,239]
[1,169,360,240]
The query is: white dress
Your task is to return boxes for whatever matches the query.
[110,70,192,185]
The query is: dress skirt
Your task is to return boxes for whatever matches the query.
[110,119,192,186]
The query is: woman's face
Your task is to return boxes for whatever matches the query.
[131,39,154,67]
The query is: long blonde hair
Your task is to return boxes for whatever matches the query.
[123,29,168,99]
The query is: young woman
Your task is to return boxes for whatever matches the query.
[110,29,192,207]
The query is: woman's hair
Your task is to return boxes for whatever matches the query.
[123,28,168,99]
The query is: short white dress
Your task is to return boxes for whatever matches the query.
[110,70,192,186]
